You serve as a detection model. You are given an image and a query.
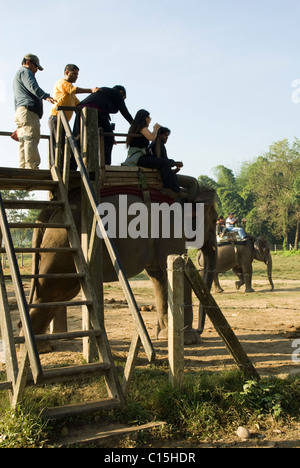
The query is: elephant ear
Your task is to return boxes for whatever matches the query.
[254,237,268,261]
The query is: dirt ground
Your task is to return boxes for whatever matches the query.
[1,270,300,448]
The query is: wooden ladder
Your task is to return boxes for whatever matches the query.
[0,168,125,418]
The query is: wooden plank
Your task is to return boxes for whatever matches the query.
[0,247,77,253]
[42,398,121,419]
[55,421,166,447]
[27,300,93,308]
[183,255,260,380]
[8,222,69,229]
[0,178,58,191]
[14,329,102,344]
[122,330,141,396]
[2,200,64,209]
[168,255,185,389]
[0,193,42,384]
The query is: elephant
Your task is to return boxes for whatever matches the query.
[199,236,274,294]
[28,185,217,350]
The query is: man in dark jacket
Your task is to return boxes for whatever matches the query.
[73,85,133,165]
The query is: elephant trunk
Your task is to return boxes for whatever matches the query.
[266,253,274,290]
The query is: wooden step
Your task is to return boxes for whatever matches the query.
[8,222,70,229]
[38,362,111,384]
[0,178,59,191]
[3,199,64,209]
[42,398,121,419]
[0,380,13,391]
[26,299,93,309]
[1,247,77,253]
[10,272,84,279]
[14,329,103,344]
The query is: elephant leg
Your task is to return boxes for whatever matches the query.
[146,267,200,344]
[233,266,245,290]
[244,272,254,292]
[146,268,168,339]
[241,264,254,292]
[213,272,224,293]
[27,302,58,353]
[197,243,216,334]
[183,278,201,345]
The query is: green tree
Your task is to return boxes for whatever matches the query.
[1,190,40,248]
[242,139,300,248]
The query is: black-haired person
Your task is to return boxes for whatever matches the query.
[73,85,133,165]
[49,64,99,167]
[122,109,180,193]
[149,126,200,201]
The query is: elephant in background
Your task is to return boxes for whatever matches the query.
[208,236,274,293]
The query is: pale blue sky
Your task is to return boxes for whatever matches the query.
[1,0,300,179]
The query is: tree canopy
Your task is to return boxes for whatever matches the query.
[198,138,300,249]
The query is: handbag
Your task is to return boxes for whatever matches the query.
[11,130,19,142]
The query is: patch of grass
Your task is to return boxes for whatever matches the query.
[0,367,300,447]
[0,405,49,448]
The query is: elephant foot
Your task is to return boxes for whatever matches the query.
[184,329,201,345]
[157,328,201,345]
[235,281,242,290]
[215,287,224,293]
[245,287,254,293]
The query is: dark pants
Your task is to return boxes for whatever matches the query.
[73,110,114,165]
[137,155,180,192]
[48,116,77,169]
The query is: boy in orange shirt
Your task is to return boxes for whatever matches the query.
[48,64,98,166]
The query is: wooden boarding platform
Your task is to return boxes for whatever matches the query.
[0,165,163,193]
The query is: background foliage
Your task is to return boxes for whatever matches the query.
[199,138,300,249]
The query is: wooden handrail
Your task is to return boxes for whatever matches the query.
[0,192,42,383]
[58,109,155,362]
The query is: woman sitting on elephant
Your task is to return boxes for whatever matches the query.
[122,109,181,193]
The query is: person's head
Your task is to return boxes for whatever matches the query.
[228,213,234,219]
[126,109,151,147]
[64,64,79,83]
[158,126,171,143]
[22,54,43,74]
[113,85,127,99]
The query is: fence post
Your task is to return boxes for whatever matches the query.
[168,255,185,389]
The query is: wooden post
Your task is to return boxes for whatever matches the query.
[183,255,260,380]
[99,128,106,187]
[168,255,185,389]
[54,113,63,169]
[80,107,102,361]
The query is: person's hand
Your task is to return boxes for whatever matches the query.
[91,87,100,93]
[153,123,161,132]
[46,97,56,104]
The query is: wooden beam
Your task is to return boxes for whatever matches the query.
[183,255,260,380]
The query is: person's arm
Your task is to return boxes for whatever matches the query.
[140,124,161,141]
[76,87,99,94]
